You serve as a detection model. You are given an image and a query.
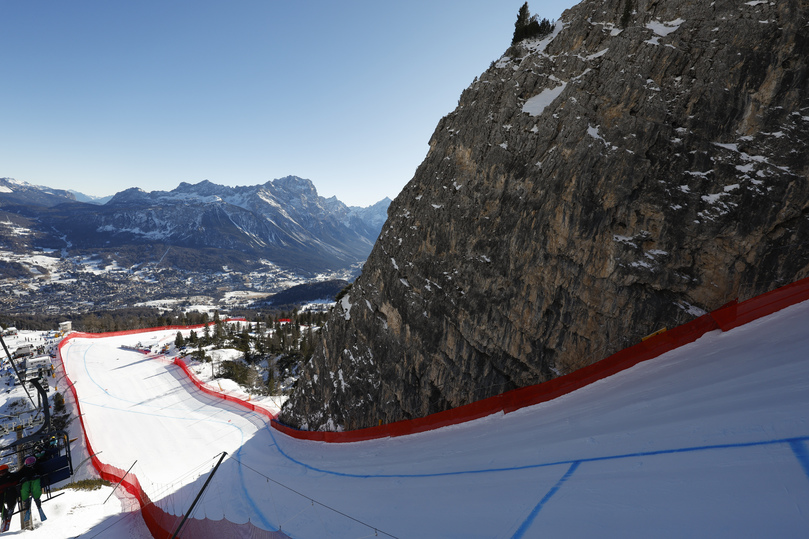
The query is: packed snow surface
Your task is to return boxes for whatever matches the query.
[3,485,151,537]
[55,300,809,537]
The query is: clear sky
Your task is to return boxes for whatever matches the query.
[0,1,577,207]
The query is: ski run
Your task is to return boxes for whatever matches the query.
[2,298,808,537]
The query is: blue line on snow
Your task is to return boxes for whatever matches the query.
[511,460,581,539]
[68,340,276,531]
[267,426,809,480]
[77,343,205,411]
[80,399,245,431]
[233,446,276,531]
[789,439,809,482]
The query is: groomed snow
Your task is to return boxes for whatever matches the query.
[56,299,809,537]
[3,485,151,537]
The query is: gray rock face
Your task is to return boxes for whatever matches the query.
[280,0,809,431]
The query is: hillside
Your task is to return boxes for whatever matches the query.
[1,177,389,315]
[47,296,809,537]
[280,0,809,431]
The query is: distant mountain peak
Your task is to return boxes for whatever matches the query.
[1,175,392,276]
[269,176,318,196]
[107,187,150,205]
[173,179,227,196]
[68,190,113,205]
[0,177,77,207]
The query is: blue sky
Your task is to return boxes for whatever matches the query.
[1,1,576,207]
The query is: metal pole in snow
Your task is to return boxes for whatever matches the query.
[171,451,227,539]
[74,451,102,472]
[104,460,138,504]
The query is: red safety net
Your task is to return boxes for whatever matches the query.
[271,275,809,442]
[55,279,809,535]
[57,321,286,539]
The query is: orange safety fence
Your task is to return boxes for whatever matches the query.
[172,358,276,420]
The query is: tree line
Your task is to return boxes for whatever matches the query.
[511,2,554,46]
[172,309,328,394]
[0,306,324,334]
[1,306,329,395]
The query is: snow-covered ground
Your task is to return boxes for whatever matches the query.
[8,297,809,537]
[0,330,152,537]
[3,485,151,538]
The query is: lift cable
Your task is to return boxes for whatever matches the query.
[234,456,399,538]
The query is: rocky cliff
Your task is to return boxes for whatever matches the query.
[280,0,809,431]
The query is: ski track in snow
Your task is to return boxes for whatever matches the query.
[64,339,274,529]
[58,299,809,537]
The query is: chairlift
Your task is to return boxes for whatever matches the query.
[0,332,75,515]
[0,379,74,502]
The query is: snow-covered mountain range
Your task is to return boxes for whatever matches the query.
[0,177,77,207]
[0,176,390,275]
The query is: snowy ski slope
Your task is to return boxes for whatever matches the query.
[61,300,809,538]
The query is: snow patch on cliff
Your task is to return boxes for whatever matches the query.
[523,82,568,116]
[340,294,353,320]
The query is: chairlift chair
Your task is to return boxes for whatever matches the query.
[0,334,74,505]
[0,379,74,501]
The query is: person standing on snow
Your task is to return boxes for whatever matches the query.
[18,456,46,523]
[0,464,19,531]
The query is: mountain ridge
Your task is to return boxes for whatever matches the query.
[0,176,390,275]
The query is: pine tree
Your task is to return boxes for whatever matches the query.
[213,310,224,344]
[267,370,276,394]
[52,392,72,431]
[239,326,251,362]
[512,2,553,46]
[512,2,532,45]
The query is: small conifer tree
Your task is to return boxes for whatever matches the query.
[512,2,553,45]
[512,2,533,45]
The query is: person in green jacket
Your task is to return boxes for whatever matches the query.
[19,456,46,522]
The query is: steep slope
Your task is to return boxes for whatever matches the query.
[280,0,809,430]
[58,297,809,538]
